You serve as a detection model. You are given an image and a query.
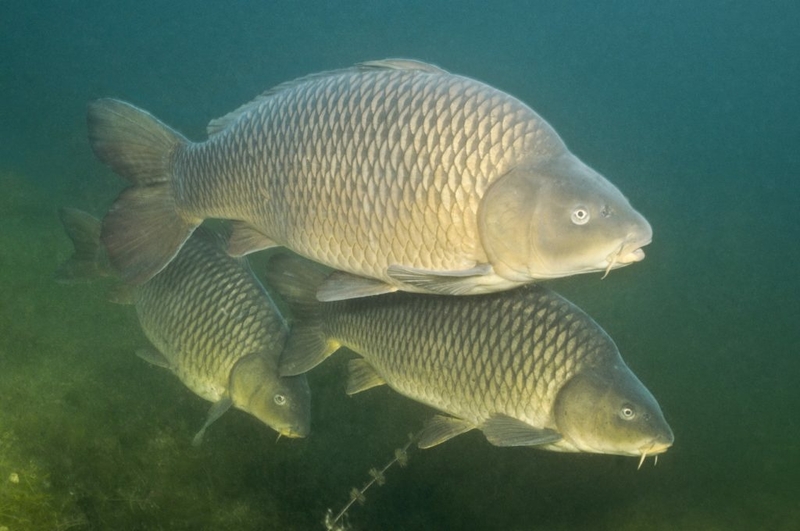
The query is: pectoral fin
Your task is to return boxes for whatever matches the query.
[316,271,397,301]
[227,221,279,257]
[387,263,494,296]
[136,347,170,369]
[192,397,233,447]
[481,414,562,447]
[417,415,475,449]
[345,359,386,395]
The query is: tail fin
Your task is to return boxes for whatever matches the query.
[263,254,339,376]
[87,98,199,284]
[55,208,110,283]
[88,98,184,185]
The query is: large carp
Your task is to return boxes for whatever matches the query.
[89,59,652,300]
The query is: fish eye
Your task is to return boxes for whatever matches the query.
[571,207,590,225]
[273,394,287,406]
[619,405,636,420]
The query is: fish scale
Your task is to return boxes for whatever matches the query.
[57,209,311,441]
[317,284,604,431]
[264,254,670,455]
[135,233,283,401]
[178,64,542,273]
[90,59,652,294]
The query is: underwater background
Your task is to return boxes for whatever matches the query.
[1,1,798,529]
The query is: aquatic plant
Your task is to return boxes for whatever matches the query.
[324,433,416,531]
[0,428,87,530]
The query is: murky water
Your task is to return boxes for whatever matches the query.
[1,1,798,529]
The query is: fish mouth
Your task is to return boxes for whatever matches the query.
[636,440,672,470]
[601,237,651,279]
[617,247,647,264]
[277,426,308,439]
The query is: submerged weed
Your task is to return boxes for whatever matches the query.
[324,433,416,531]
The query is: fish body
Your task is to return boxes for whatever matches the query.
[57,209,311,441]
[267,255,672,460]
[89,59,652,299]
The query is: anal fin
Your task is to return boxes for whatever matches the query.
[345,359,386,395]
[417,415,475,449]
[278,323,339,376]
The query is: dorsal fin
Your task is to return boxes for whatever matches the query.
[207,96,272,136]
[356,59,448,74]
[206,59,448,136]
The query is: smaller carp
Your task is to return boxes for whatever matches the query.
[57,208,310,443]
[266,255,672,464]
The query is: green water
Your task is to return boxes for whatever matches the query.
[1,1,798,529]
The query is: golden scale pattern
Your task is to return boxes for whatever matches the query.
[134,230,285,397]
[181,66,542,275]
[322,285,617,428]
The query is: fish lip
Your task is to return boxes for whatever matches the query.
[617,247,646,264]
[639,440,672,456]
[278,426,308,439]
[605,235,652,268]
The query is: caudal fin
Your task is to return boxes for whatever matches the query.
[88,98,184,185]
[263,254,339,376]
[88,99,200,284]
[55,207,110,283]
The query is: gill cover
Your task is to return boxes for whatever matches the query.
[478,153,651,281]
[478,166,540,282]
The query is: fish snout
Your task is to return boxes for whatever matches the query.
[627,216,653,254]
